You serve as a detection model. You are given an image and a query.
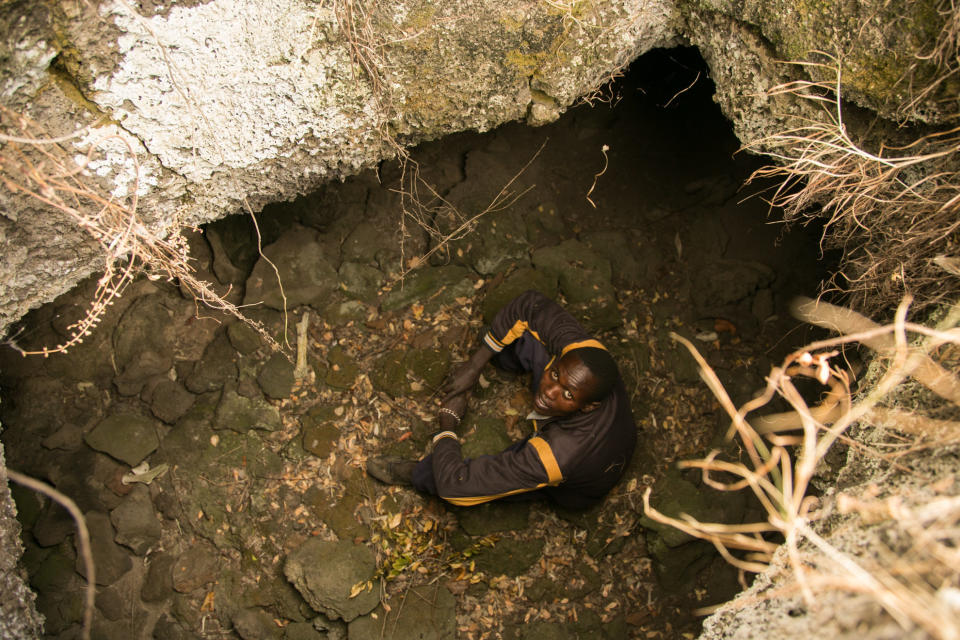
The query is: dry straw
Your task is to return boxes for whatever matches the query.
[745,52,960,315]
[0,108,282,357]
[643,295,960,639]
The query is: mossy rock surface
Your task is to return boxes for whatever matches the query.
[473,536,544,577]
[380,266,476,313]
[325,346,360,390]
[481,269,558,324]
[84,413,159,466]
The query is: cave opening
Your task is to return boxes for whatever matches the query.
[1,46,838,639]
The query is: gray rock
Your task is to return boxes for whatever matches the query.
[457,501,530,536]
[338,262,384,303]
[233,607,284,640]
[76,511,132,586]
[33,502,75,547]
[150,379,196,424]
[474,537,544,577]
[455,212,530,276]
[206,216,259,284]
[95,584,127,621]
[319,299,369,326]
[153,613,201,640]
[257,352,296,400]
[244,225,339,310]
[347,584,456,640]
[692,260,775,310]
[109,486,162,556]
[480,269,558,324]
[84,414,159,466]
[172,544,220,593]
[228,321,264,355]
[341,221,399,270]
[141,553,176,603]
[214,388,282,432]
[284,539,379,622]
[185,332,239,394]
[639,467,744,550]
[285,621,325,640]
[114,349,173,397]
[380,266,477,313]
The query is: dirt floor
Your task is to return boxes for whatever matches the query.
[0,48,837,639]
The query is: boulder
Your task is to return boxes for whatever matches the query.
[171,544,220,593]
[244,226,339,310]
[109,486,162,556]
[185,333,240,394]
[76,511,132,586]
[257,352,296,400]
[347,584,456,640]
[284,539,379,622]
[149,380,196,424]
[84,414,159,467]
[214,388,282,433]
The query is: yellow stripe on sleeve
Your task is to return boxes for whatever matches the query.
[528,437,563,485]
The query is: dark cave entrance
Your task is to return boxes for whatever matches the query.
[1,47,837,639]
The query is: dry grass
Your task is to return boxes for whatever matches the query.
[0,107,282,357]
[744,52,960,315]
[643,296,960,639]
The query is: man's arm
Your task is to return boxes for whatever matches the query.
[429,433,564,507]
[485,290,602,357]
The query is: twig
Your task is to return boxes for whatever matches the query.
[7,469,95,640]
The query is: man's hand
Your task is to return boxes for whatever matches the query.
[442,345,495,401]
[438,392,468,431]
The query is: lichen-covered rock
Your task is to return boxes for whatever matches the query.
[283,539,379,622]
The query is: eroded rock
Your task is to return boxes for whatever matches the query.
[84,414,159,467]
[284,539,379,622]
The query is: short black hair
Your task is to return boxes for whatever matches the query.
[569,347,619,403]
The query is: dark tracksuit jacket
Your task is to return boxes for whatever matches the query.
[428,290,637,510]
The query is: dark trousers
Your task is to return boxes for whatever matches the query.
[411,438,547,503]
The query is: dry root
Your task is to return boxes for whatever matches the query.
[745,52,960,315]
[644,296,960,639]
[0,107,283,356]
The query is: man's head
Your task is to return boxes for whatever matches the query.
[534,347,618,417]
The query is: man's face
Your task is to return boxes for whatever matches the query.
[534,353,600,417]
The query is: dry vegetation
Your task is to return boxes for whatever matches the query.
[644,295,960,638]
[646,6,960,635]
[0,108,283,357]
[746,50,960,315]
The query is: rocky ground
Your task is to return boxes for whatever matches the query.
[0,49,834,639]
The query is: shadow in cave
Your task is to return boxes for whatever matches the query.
[0,46,838,639]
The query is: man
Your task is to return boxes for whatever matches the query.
[367,289,636,510]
